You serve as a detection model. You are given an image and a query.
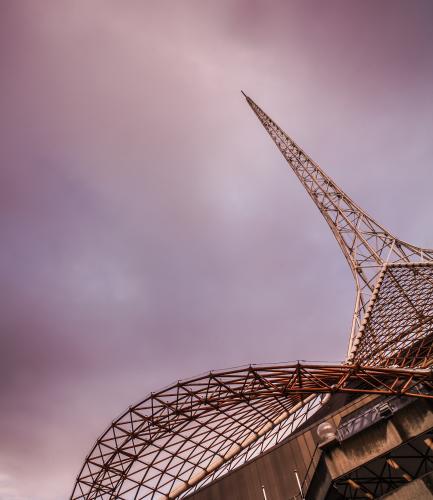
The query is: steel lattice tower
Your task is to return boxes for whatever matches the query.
[71,95,433,499]
[242,92,433,368]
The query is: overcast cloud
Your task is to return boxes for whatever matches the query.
[1,1,433,498]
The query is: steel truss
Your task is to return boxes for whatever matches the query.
[333,431,433,498]
[71,94,433,498]
[72,364,432,499]
[242,92,433,360]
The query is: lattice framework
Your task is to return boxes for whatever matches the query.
[72,364,432,499]
[242,92,433,358]
[71,94,433,499]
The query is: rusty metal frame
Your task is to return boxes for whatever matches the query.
[71,364,432,499]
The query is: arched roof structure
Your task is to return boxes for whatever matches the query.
[71,364,432,499]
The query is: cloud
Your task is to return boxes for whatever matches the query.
[1,1,433,498]
[0,474,28,500]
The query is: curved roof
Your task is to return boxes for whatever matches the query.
[71,363,430,499]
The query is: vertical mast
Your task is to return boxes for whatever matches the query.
[243,92,432,356]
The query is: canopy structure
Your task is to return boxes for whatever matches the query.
[72,364,432,499]
[71,95,433,499]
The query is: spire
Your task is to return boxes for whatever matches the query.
[243,93,433,356]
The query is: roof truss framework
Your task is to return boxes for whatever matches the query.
[71,364,433,499]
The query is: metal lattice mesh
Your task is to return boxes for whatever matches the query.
[352,263,433,368]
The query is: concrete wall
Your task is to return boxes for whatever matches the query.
[325,399,433,479]
[381,470,433,499]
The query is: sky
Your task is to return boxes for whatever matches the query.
[1,1,433,498]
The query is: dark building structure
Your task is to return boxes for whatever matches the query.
[188,392,433,499]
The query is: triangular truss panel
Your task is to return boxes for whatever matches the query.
[350,263,433,368]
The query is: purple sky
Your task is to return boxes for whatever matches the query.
[1,1,433,498]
